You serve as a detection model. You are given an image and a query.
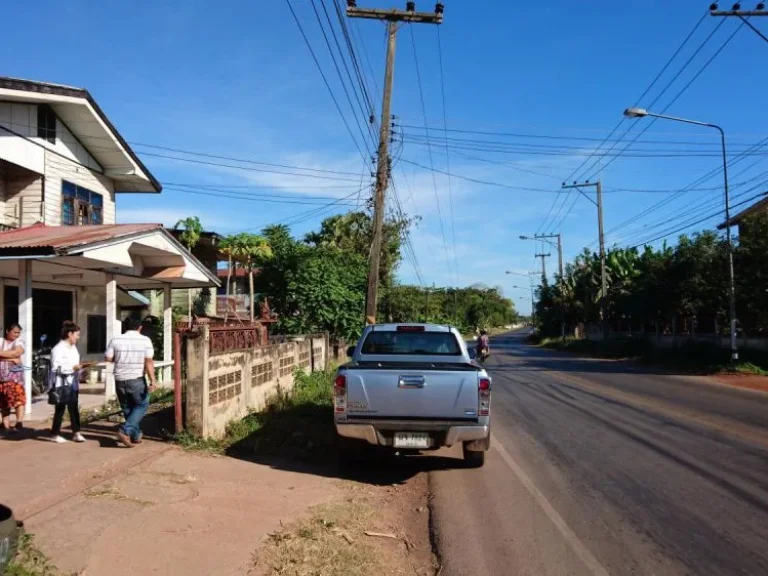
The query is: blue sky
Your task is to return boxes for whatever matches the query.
[3,0,767,314]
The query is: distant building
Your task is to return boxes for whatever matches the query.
[718,195,768,237]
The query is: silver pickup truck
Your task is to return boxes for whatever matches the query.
[334,323,491,467]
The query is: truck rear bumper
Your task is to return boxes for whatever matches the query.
[335,421,489,448]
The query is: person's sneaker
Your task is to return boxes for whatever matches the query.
[72,433,86,443]
[132,432,143,445]
[14,422,23,431]
[50,435,68,444]
[116,430,134,448]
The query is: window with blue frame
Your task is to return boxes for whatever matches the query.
[62,181,103,225]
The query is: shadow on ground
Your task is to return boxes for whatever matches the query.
[225,402,467,486]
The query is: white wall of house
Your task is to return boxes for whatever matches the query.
[44,151,116,225]
[0,101,116,226]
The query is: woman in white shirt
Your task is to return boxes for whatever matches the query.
[50,321,89,443]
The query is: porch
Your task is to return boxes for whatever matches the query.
[0,223,219,416]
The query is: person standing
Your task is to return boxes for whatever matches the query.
[0,324,26,433]
[105,316,156,447]
[50,321,91,444]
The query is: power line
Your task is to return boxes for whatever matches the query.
[583,17,742,181]
[574,11,718,183]
[311,0,377,151]
[134,151,363,181]
[627,190,768,250]
[540,10,711,234]
[284,0,372,170]
[436,25,459,289]
[409,23,452,284]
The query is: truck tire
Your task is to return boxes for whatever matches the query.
[0,504,20,573]
[462,443,486,468]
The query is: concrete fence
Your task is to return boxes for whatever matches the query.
[185,326,329,438]
[584,324,768,352]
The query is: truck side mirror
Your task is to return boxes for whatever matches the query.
[346,346,356,358]
[468,348,477,359]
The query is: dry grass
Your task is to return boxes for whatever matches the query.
[83,484,152,506]
[253,500,385,576]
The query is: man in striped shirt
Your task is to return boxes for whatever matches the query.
[105,316,156,448]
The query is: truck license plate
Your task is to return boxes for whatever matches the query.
[394,432,430,449]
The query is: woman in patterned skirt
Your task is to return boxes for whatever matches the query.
[0,323,26,433]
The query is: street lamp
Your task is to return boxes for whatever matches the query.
[623,107,739,361]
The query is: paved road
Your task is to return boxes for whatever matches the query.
[431,331,768,576]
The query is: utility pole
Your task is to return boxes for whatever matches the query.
[526,233,565,340]
[563,180,608,340]
[710,2,768,44]
[535,252,551,280]
[348,1,444,325]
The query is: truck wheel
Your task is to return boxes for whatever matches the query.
[462,443,486,468]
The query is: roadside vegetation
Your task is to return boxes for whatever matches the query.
[175,369,335,458]
[531,334,768,375]
[531,211,768,375]
[5,532,64,576]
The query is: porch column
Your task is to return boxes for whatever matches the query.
[163,284,172,384]
[105,274,120,399]
[0,278,5,329]
[19,261,33,415]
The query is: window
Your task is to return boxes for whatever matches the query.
[87,315,107,354]
[361,331,461,356]
[62,181,103,225]
[37,105,56,143]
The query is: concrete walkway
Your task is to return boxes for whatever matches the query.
[0,417,339,575]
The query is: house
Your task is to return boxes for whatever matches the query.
[0,76,219,414]
[718,194,768,236]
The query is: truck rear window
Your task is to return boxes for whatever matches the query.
[360,331,462,355]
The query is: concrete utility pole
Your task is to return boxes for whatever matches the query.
[535,252,551,280]
[347,1,444,325]
[563,180,608,339]
[523,233,565,340]
[710,2,768,44]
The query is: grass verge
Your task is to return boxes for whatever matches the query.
[535,335,768,376]
[174,369,335,460]
[253,501,382,576]
[5,532,65,576]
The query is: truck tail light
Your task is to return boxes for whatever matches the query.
[334,374,347,413]
[479,377,491,416]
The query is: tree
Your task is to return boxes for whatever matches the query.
[304,211,414,289]
[228,233,273,321]
[174,216,203,320]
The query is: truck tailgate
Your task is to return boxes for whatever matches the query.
[344,367,479,420]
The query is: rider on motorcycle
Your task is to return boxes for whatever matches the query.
[476,329,490,361]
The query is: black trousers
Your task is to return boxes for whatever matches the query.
[51,391,80,435]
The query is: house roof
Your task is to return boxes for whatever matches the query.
[0,222,161,254]
[718,194,768,229]
[0,223,220,289]
[0,76,161,193]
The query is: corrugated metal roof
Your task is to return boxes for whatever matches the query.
[0,223,162,251]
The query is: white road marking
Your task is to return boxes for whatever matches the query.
[491,433,610,576]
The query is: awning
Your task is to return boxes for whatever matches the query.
[0,223,220,290]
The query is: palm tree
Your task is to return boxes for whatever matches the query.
[174,216,203,321]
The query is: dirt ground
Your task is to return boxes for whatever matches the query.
[711,372,768,393]
[251,471,437,576]
[2,413,438,576]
